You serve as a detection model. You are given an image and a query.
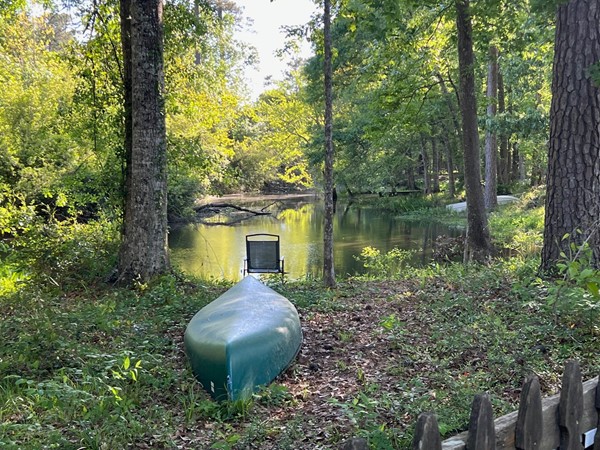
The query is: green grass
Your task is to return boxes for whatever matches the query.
[1,261,599,449]
[1,192,599,449]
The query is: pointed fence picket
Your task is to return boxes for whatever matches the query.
[411,360,599,450]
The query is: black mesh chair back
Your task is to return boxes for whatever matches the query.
[244,234,284,278]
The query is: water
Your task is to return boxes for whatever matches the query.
[168,194,462,280]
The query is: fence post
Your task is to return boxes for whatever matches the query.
[559,360,583,450]
[466,393,495,450]
[515,375,543,449]
[413,412,442,450]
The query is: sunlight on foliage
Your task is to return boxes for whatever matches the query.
[355,246,415,280]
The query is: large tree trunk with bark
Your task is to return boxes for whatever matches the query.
[120,0,132,211]
[323,0,336,288]
[118,0,169,282]
[541,0,600,271]
[484,45,499,210]
[455,0,493,262]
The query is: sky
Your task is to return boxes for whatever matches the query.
[233,0,316,99]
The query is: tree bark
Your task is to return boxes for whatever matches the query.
[420,134,431,194]
[498,71,510,186]
[542,0,600,271]
[406,152,417,191]
[323,0,336,288]
[511,141,521,182]
[118,0,169,282]
[120,0,132,214]
[484,45,499,210]
[436,73,460,198]
[455,0,493,262]
[432,137,441,193]
[442,132,456,198]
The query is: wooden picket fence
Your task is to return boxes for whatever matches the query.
[413,360,599,450]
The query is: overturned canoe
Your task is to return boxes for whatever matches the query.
[184,276,302,401]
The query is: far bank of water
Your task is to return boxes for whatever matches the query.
[168,194,462,281]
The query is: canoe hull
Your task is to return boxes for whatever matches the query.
[184,276,302,401]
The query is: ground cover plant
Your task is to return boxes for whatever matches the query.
[2,253,599,449]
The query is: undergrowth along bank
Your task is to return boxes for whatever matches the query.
[2,257,599,448]
[2,191,600,448]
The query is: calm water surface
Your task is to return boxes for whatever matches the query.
[168,194,462,280]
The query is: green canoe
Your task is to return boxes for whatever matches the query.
[184,276,302,401]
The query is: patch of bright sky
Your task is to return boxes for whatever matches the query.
[234,0,316,99]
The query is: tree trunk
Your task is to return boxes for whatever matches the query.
[484,45,499,210]
[118,0,169,282]
[323,0,336,288]
[420,134,431,194]
[498,71,510,186]
[120,0,132,215]
[542,0,600,271]
[432,137,441,193]
[442,132,456,198]
[511,141,520,182]
[436,73,462,137]
[406,156,417,191]
[436,73,460,198]
[455,0,493,262]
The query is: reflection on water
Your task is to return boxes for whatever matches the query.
[168,195,462,281]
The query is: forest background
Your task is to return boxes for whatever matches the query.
[0,0,553,237]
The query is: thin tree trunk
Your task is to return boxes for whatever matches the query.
[518,150,525,181]
[511,141,520,182]
[542,0,600,271]
[118,0,169,282]
[498,71,510,186]
[406,161,417,191]
[323,0,336,288]
[432,137,440,193]
[420,134,431,194]
[436,73,460,197]
[484,45,499,209]
[436,73,462,136]
[442,132,456,198]
[455,0,492,262]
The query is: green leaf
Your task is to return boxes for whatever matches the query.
[579,268,594,279]
[586,282,600,298]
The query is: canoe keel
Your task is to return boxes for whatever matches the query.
[184,276,302,401]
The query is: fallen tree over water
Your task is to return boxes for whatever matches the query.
[194,202,274,226]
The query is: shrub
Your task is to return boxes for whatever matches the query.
[355,246,415,279]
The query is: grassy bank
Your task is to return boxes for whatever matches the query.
[1,195,599,449]
[2,264,599,449]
